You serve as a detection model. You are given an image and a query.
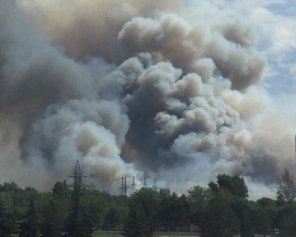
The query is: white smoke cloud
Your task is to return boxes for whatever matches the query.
[0,0,294,197]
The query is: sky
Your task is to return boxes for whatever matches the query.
[1,0,296,199]
[187,0,296,96]
[195,1,296,199]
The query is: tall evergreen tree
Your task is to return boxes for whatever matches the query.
[40,199,65,237]
[202,190,240,237]
[188,186,212,227]
[124,188,158,237]
[277,169,296,204]
[19,200,39,237]
[202,175,251,237]
[0,196,17,237]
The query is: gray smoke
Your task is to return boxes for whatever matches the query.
[0,0,294,195]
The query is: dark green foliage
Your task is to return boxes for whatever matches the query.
[124,187,192,237]
[250,199,273,237]
[103,207,121,228]
[81,190,111,227]
[53,181,69,199]
[124,188,158,237]
[2,172,296,237]
[273,169,296,236]
[0,193,17,237]
[40,200,61,237]
[63,180,94,237]
[40,197,68,237]
[19,200,39,237]
[158,192,189,230]
[63,207,94,237]
[231,199,253,237]
[0,180,126,235]
[177,195,190,226]
[275,205,296,237]
[0,182,21,192]
[202,190,240,237]
[277,169,296,204]
[188,186,212,226]
[215,174,248,198]
[257,198,276,232]
[0,211,16,237]
[202,174,252,237]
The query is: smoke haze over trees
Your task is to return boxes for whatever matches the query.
[0,0,295,196]
[0,174,296,236]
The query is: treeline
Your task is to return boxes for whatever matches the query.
[1,170,296,237]
[0,181,125,236]
[125,171,296,237]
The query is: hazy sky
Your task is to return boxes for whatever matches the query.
[1,0,295,198]
[187,0,296,95]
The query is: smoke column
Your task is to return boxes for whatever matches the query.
[0,0,294,196]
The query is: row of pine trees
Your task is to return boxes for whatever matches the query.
[0,170,296,236]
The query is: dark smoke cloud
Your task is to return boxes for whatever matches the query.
[0,0,294,194]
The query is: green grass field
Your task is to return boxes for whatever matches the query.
[92,230,123,237]
[92,230,199,237]
[154,232,198,237]
[83,230,280,237]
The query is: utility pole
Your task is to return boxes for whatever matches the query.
[132,176,136,189]
[152,178,158,191]
[294,135,296,161]
[124,177,127,218]
[142,175,160,190]
[69,161,87,206]
[143,175,150,187]
[69,161,87,194]
[65,161,89,237]
[121,176,135,218]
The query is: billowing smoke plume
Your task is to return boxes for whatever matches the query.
[0,0,294,195]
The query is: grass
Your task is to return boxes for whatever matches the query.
[92,230,123,237]
[92,230,199,237]
[154,232,199,237]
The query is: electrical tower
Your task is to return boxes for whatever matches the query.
[143,175,150,187]
[69,161,87,194]
[143,175,159,190]
[64,162,92,236]
[120,175,160,219]
[121,176,135,218]
[294,135,296,161]
[152,178,159,191]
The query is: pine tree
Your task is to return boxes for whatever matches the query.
[40,200,63,237]
[124,188,158,237]
[0,200,17,237]
[19,200,39,237]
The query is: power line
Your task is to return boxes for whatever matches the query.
[121,176,135,218]
[68,161,87,192]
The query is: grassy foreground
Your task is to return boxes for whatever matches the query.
[92,230,199,237]
[92,230,123,237]
[154,232,198,237]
